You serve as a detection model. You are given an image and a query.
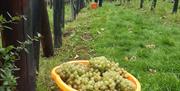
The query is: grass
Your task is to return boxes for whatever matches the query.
[37,1,180,91]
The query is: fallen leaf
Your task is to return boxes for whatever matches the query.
[129,56,137,61]
[100,28,105,31]
[124,56,129,61]
[149,68,157,74]
[97,31,101,34]
[74,54,79,59]
[145,44,156,49]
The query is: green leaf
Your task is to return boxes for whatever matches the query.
[6,46,14,51]
[3,81,9,86]
[0,48,6,54]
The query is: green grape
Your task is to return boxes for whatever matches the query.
[56,57,136,91]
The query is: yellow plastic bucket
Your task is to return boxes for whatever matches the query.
[51,60,141,91]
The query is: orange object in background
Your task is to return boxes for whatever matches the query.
[51,60,141,91]
[91,2,98,9]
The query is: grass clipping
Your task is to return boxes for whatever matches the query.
[56,57,136,91]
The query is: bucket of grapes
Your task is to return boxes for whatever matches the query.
[51,57,141,91]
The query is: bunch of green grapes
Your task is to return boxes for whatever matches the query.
[56,57,136,91]
[89,57,129,78]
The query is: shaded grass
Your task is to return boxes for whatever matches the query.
[37,2,180,91]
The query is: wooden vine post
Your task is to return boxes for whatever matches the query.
[70,0,77,20]
[77,0,81,13]
[53,0,65,48]
[172,0,179,13]
[0,0,36,91]
[61,0,65,28]
[151,0,157,11]
[80,0,85,10]
[40,0,54,57]
[31,0,41,71]
[140,0,144,8]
